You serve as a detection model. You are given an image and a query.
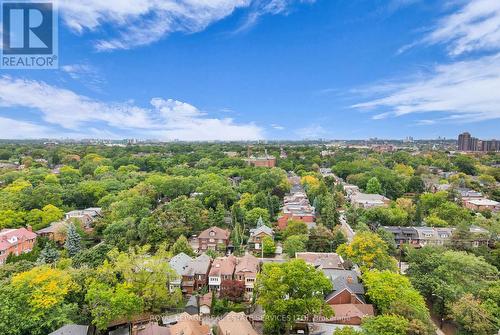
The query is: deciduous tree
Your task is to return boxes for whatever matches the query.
[256,259,333,334]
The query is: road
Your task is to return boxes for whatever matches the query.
[339,212,355,242]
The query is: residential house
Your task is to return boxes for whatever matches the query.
[208,255,237,292]
[49,325,95,335]
[182,254,211,295]
[325,304,375,326]
[468,225,491,247]
[350,192,390,209]
[457,188,483,199]
[296,252,344,270]
[246,155,276,168]
[169,252,193,292]
[343,184,360,196]
[65,208,102,231]
[169,313,210,335]
[35,221,68,243]
[199,293,212,316]
[323,270,374,326]
[191,226,230,252]
[430,183,451,193]
[185,295,198,315]
[464,198,500,212]
[436,227,453,245]
[278,191,316,230]
[217,311,259,335]
[0,227,37,265]
[325,270,366,305]
[249,224,274,251]
[235,253,259,300]
[382,226,420,246]
[131,322,169,335]
[381,226,488,248]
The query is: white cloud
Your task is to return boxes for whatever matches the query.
[236,0,315,33]
[271,124,285,130]
[352,54,500,123]
[0,76,264,141]
[423,0,500,56]
[58,0,311,50]
[354,0,500,125]
[61,63,106,91]
[0,117,57,139]
[58,0,252,50]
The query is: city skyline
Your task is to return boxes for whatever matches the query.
[1,0,500,140]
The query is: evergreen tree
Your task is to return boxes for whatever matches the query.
[65,223,81,257]
[232,222,245,247]
[37,244,59,264]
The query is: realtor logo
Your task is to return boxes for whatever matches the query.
[1,0,58,69]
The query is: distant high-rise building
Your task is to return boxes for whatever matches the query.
[458,132,498,152]
[458,132,471,151]
[482,140,500,152]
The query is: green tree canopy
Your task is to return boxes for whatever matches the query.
[256,259,333,334]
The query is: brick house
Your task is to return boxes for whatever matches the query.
[208,255,237,292]
[246,156,276,168]
[217,311,259,335]
[191,226,230,252]
[278,191,316,230]
[463,198,500,212]
[234,253,259,300]
[0,227,37,264]
[322,269,374,325]
[182,254,211,295]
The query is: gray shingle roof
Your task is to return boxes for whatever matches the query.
[49,325,89,335]
[169,253,193,276]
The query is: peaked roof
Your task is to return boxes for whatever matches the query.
[185,253,211,276]
[235,254,259,274]
[170,252,193,276]
[169,313,210,335]
[209,255,237,277]
[328,304,374,321]
[325,270,366,303]
[200,292,212,307]
[296,252,344,270]
[35,221,67,235]
[218,312,258,335]
[250,224,273,237]
[0,228,37,251]
[198,226,230,240]
[49,325,89,335]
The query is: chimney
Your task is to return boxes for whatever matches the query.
[346,276,353,284]
[27,225,32,232]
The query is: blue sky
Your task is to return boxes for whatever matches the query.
[0,0,499,140]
